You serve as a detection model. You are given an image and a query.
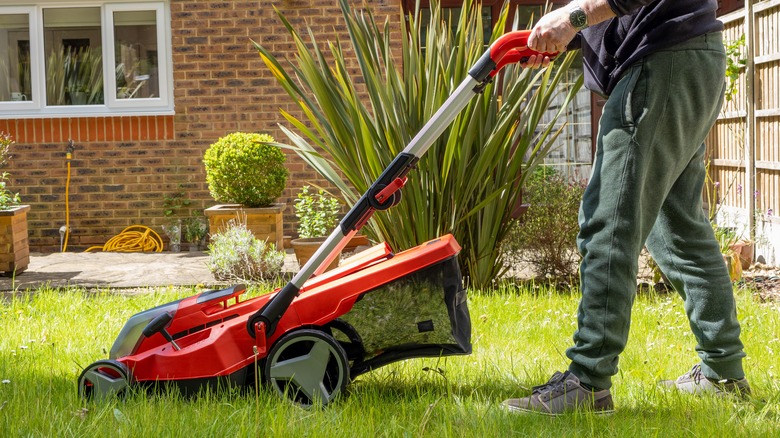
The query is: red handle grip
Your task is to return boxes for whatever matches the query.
[489,30,558,76]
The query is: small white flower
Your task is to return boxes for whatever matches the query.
[2,380,10,384]
[19,345,28,350]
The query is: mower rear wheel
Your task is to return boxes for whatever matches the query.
[264,329,349,407]
[78,359,131,401]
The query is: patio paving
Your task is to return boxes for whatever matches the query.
[0,250,299,292]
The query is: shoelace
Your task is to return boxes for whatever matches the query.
[679,364,706,384]
[531,371,570,397]
[681,364,735,385]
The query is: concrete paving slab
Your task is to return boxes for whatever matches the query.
[0,251,299,291]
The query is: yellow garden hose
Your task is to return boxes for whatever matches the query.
[62,145,72,251]
[85,225,164,252]
[64,141,162,253]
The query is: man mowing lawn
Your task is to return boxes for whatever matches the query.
[505,0,750,415]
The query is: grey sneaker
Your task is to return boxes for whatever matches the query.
[502,371,614,416]
[659,364,751,398]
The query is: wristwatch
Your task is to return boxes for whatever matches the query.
[569,3,589,31]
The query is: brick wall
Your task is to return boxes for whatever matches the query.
[1,0,402,252]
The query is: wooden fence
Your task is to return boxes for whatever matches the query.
[707,0,780,265]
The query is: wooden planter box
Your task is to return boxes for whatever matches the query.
[0,205,30,276]
[205,203,286,250]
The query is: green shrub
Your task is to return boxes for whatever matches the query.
[207,219,285,282]
[203,132,288,208]
[503,167,586,280]
[0,132,21,210]
[294,186,341,238]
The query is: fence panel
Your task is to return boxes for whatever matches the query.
[709,1,780,265]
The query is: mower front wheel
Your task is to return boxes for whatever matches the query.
[264,329,349,407]
[78,359,131,401]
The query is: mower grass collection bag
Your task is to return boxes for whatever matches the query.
[338,252,471,376]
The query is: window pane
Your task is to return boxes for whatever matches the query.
[43,7,103,106]
[114,10,159,99]
[420,7,492,46]
[515,5,548,29]
[0,13,32,102]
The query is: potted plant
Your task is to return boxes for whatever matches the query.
[183,213,208,251]
[291,186,341,270]
[203,132,288,250]
[0,132,30,275]
[714,225,743,281]
[161,188,190,252]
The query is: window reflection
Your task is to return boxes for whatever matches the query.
[43,7,103,106]
[114,10,159,99]
[0,14,32,103]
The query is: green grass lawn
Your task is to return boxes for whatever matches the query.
[1,284,778,436]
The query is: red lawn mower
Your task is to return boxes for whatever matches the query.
[78,30,551,406]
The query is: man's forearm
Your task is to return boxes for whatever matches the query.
[577,0,618,28]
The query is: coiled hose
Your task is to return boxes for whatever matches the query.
[85,225,164,252]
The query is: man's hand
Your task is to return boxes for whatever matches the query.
[522,0,616,69]
[520,54,552,69]
[527,6,578,56]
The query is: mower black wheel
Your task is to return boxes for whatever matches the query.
[264,329,349,407]
[78,359,131,401]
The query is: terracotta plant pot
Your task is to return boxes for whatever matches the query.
[291,237,340,271]
[729,240,754,271]
[344,234,371,255]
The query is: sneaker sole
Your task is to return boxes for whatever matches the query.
[501,402,616,417]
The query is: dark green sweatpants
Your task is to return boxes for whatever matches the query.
[567,32,746,390]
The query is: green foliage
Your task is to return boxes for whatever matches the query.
[162,186,191,219]
[724,35,745,103]
[0,132,21,210]
[714,225,740,254]
[503,167,585,280]
[207,219,284,281]
[256,0,581,287]
[182,213,208,244]
[294,186,341,238]
[203,132,288,208]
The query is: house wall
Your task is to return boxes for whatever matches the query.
[0,0,403,252]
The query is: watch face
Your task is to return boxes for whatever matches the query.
[570,9,587,29]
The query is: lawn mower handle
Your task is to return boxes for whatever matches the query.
[247,30,555,338]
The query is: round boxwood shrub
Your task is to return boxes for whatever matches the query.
[204,132,288,207]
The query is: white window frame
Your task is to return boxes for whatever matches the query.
[104,2,169,110]
[0,1,173,118]
[0,6,41,113]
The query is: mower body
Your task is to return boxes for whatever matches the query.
[85,235,470,400]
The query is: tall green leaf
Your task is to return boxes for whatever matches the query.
[255,0,582,287]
